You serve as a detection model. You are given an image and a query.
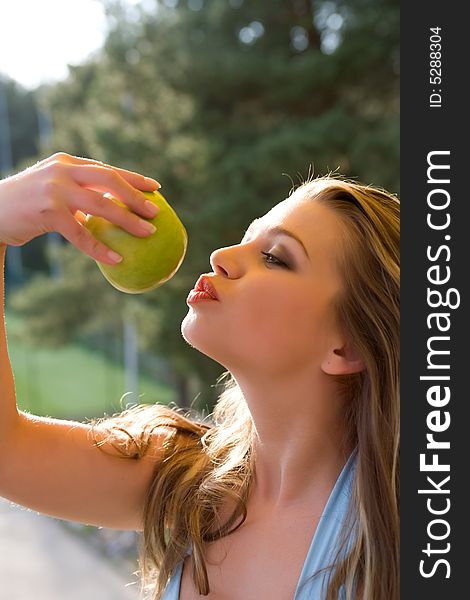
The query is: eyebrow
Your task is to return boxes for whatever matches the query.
[245,219,310,260]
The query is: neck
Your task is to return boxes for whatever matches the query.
[231,366,354,508]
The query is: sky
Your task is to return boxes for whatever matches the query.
[0,0,108,89]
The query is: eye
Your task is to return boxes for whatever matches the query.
[261,251,288,268]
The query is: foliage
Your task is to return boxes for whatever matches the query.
[6,309,175,420]
[0,75,39,172]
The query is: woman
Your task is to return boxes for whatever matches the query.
[0,153,399,599]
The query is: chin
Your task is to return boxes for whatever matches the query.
[181,312,213,353]
[180,312,197,348]
[180,312,232,367]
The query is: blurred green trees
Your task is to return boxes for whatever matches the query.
[6,0,399,410]
[0,76,39,171]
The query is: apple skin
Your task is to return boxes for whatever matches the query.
[84,190,188,294]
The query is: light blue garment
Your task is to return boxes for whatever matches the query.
[162,448,358,600]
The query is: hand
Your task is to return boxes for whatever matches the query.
[0,152,161,264]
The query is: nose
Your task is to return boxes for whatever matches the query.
[209,245,244,279]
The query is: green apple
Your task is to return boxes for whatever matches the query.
[85,190,188,293]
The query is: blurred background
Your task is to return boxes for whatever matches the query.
[0,0,399,596]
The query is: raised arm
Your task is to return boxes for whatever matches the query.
[0,153,168,530]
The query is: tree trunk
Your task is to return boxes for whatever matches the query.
[123,312,139,401]
[174,372,191,408]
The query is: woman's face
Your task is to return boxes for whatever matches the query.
[181,194,345,377]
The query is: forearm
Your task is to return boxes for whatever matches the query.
[0,243,164,528]
[0,156,166,526]
[0,244,20,436]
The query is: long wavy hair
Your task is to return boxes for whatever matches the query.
[92,176,400,600]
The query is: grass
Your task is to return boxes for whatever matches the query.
[5,310,176,421]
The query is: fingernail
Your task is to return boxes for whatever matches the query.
[108,250,123,263]
[145,177,161,189]
[139,220,157,234]
[145,200,159,216]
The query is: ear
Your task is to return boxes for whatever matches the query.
[321,341,365,375]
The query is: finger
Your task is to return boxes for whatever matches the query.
[44,152,161,190]
[74,210,87,225]
[55,153,161,190]
[68,164,161,219]
[56,212,124,266]
[70,187,157,238]
[82,161,160,191]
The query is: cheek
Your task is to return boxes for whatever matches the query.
[180,280,334,373]
[232,283,328,355]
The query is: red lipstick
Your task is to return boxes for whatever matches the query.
[187,275,220,304]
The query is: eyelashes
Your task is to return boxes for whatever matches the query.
[240,235,291,268]
[261,251,288,268]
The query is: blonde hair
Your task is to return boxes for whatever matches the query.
[93,176,400,600]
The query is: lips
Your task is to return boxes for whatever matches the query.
[192,275,219,300]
